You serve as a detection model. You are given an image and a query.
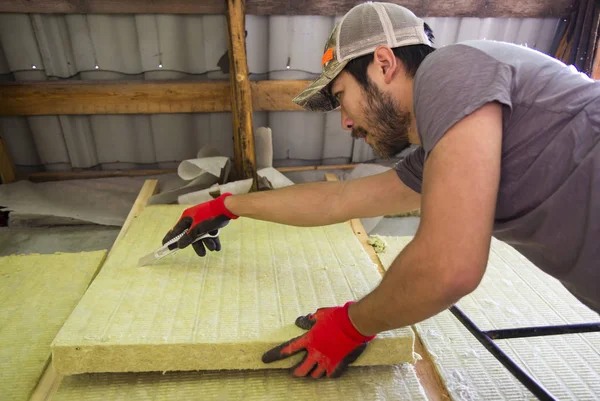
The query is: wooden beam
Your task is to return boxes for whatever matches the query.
[27,164,361,183]
[277,164,359,173]
[0,81,231,116]
[593,37,600,80]
[0,133,16,184]
[0,80,308,116]
[248,0,575,18]
[252,81,306,111]
[113,179,159,246]
[226,0,258,188]
[0,0,575,18]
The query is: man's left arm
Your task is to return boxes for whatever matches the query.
[349,101,503,334]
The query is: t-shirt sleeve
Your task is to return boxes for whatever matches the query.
[413,43,513,157]
[394,146,425,194]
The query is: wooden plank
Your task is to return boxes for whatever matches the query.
[0,0,575,17]
[28,359,62,401]
[0,132,16,184]
[248,0,575,17]
[226,0,258,187]
[112,179,159,246]
[28,179,158,401]
[593,38,600,80]
[277,163,359,172]
[0,80,310,116]
[0,0,225,14]
[252,80,305,111]
[0,81,232,116]
[349,218,386,277]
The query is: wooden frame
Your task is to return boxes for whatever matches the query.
[26,164,361,182]
[0,0,575,18]
[28,179,159,401]
[0,132,16,184]
[0,81,307,116]
[593,37,600,80]
[227,0,258,186]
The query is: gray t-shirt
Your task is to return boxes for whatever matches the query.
[395,40,600,312]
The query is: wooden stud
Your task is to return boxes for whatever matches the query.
[0,0,575,18]
[26,164,364,182]
[593,37,600,80]
[277,164,359,172]
[112,179,159,246]
[226,0,258,188]
[0,132,16,184]
[412,336,452,401]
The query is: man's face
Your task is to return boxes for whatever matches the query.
[330,71,412,158]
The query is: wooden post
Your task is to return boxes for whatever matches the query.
[226,0,258,190]
[593,37,600,80]
[0,132,16,184]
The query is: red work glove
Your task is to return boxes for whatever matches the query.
[162,192,238,257]
[262,302,375,378]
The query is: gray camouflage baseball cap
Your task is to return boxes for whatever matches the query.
[293,2,431,112]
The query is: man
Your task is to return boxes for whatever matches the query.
[163,2,599,379]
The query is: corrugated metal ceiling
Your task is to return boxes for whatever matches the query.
[0,13,561,173]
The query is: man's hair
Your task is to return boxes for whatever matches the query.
[343,23,435,89]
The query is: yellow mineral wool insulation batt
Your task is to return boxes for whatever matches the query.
[372,235,413,269]
[0,251,107,401]
[53,364,428,401]
[377,236,600,400]
[52,205,415,375]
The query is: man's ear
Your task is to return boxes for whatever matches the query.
[373,46,399,84]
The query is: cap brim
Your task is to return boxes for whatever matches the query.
[292,60,347,112]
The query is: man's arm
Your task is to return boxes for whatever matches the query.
[224,169,420,227]
[348,102,503,334]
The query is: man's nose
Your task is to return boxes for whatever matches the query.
[341,111,354,131]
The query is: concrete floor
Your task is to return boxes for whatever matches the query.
[0,225,120,257]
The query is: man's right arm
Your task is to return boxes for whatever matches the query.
[224,169,421,227]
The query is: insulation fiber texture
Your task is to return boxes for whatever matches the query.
[54,364,427,401]
[0,251,107,401]
[52,205,414,374]
[377,236,600,400]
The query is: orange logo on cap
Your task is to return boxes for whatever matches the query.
[322,47,334,67]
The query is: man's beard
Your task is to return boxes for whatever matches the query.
[351,80,412,159]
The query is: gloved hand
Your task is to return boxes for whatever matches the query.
[262,302,375,378]
[162,192,238,257]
